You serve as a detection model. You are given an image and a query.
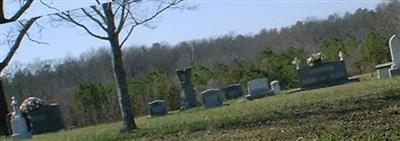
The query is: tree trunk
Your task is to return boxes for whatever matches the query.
[0,78,10,136]
[102,3,137,131]
[0,1,5,22]
[109,36,137,130]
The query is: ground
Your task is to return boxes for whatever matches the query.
[2,76,400,141]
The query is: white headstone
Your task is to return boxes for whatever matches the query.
[389,35,400,69]
[246,78,273,100]
[10,97,32,141]
[270,80,281,93]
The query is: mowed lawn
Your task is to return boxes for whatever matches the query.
[2,76,400,141]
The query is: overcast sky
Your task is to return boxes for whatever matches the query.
[0,0,383,66]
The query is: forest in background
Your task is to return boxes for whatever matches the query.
[2,1,399,127]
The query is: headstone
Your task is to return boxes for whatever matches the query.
[28,104,64,135]
[10,97,32,141]
[297,61,349,89]
[148,100,167,117]
[176,67,199,109]
[375,62,393,79]
[246,78,273,100]
[270,80,281,93]
[201,89,223,109]
[223,84,243,100]
[389,35,400,78]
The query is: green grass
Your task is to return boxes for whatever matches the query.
[3,77,400,141]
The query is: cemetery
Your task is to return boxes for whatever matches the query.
[1,0,400,140]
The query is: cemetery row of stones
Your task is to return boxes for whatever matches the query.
[4,31,394,128]
[150,34,400,116]
[4,34,399,137]
[149,68,281,117]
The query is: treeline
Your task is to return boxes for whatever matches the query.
[3,2,398,127]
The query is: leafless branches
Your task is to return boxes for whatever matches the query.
[0,0,34,24]
[0,17,40,73]
[49,0,184,48]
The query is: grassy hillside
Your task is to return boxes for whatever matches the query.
[3,77,400,141]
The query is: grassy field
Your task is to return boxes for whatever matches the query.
[2,77,400,141]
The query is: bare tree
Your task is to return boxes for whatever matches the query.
[0,0,39,135]
[48,0,184,131]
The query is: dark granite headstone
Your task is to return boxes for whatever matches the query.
[176,67,199,109]
[148,100,167,117]
[224,84,243,100]
[297,61,348,89]
[28,104,64,135]
[201,89,223,109]
[246,78,273,100]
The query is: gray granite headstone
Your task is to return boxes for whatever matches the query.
[201,89,223,109]
[270,80,281,93]
[148,100,167,117]
[389,35,400,78]
[223,84,243,100]
[246,78,273,100]
[176,67,199,109]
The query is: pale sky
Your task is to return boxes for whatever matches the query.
[0,0,384,66]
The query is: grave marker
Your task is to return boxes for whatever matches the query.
[176,67,199,109]
[246,78,273,100]
[148,100,167,117]
[29,104,64,135]
[10,97,31,141]
[375,62,393,79]
[389,35,400,78]
[270,80,281,93]
[224,84,243,100]
[201,89,223,109]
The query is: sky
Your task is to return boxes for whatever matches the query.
[0,0,384,66]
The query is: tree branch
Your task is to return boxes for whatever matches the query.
[0,0,35,24]
[120,0,183,47]
[0,16,40,70]
[56,12,109,40]
[91,6,106,22]
[81,8,108,31]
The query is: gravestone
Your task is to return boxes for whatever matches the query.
[375,62,393,79]
[297,61,349,89]
[10,97,32,141]
[389,35,400,78]
[148,100,167,117]
[201,89,223,109]
[176,67,199,109]
[246,78,273,100]
[270,80,281,93]
[29,104,64,135]
[223,84,243,100]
